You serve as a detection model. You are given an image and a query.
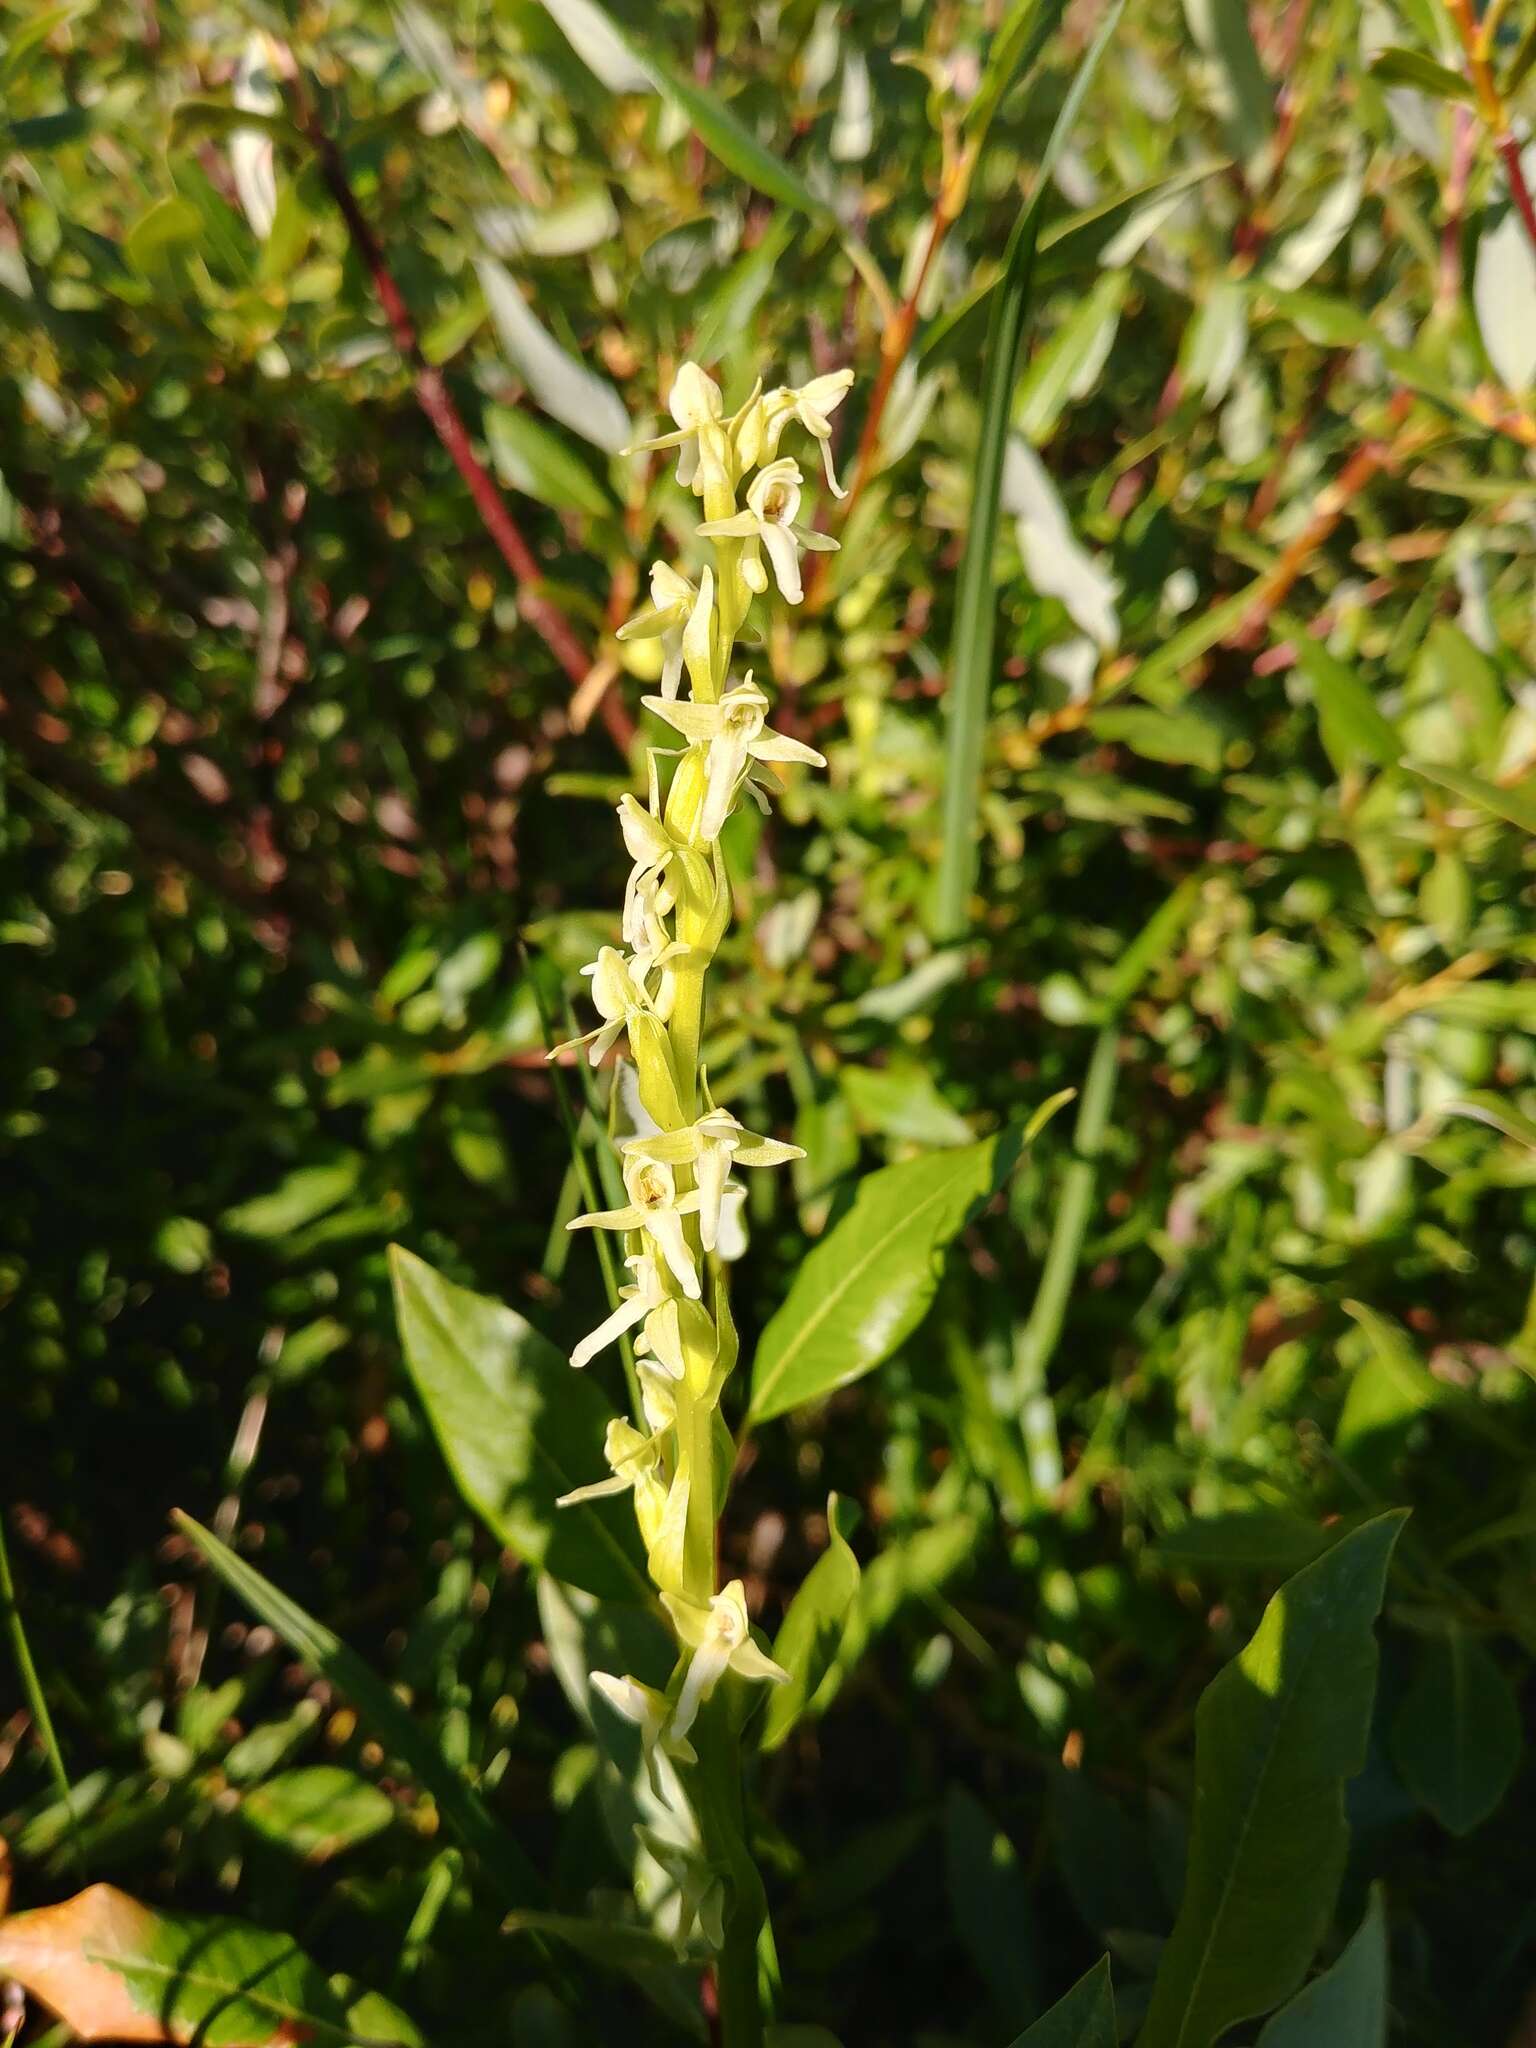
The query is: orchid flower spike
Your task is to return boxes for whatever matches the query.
[567,1152,704,1299]
[548,944,665,1066]
[642,675,826,841]
[660,1579,790,1742]
[696,457,837,605]
[623,363,729,495]
[762,369,856,496]
[616,562,715,702]
[625,1107,802,1252]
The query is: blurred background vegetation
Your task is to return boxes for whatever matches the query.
[4,0,1536,2041]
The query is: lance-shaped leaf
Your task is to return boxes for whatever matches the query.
[0,1882,422,2044]
[760,1495,861,1751]
[1006,1956,1117,2046]
[389,1244,650,1603]
[1256,1890,1387,2047]
[747,1133,1014,1424]
[1139,1513,1405,2048]
[1408,760,1536,835]
[1390,1626,1522,1836]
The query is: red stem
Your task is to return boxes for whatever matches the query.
[301,114,616,716]
[1497,132,1536,262]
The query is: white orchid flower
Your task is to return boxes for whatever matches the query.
[618,752,713,946]
[548,944,667,1065]
[623,363,729,495]
[762,370,856,496]
[568,1251,667,1370]
[696,456,837,605]
[567,1153,704,1299]
[555,1415,665,1509]
[615,562,715,701]
[624,1107,802,1252]
[590,1672,697,1796]
[715,1181,749,1262]
[660,1579,790,1742]
[642,676,826,841]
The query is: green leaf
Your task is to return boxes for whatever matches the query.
[840,1062,974,1147]
[240,1766,394,1863]
[1149,1509,1334,1574]
[932,0,1127,938]
[539,0,829,223]
[1182,0,1274,163]
[921,164,1225,371]
[484,403,615,517]
[388,1245,650,1603]
[1088,704,1223,773]
[1334,1300,1498,1485]
[1138,1513,1405,2048]
[760,1495,862,1751]
[1390,1627,1522,1836]
[1006,1957,1117,2047]
[747,1133,1012,1424]
[220,1155,363,1238]
[1368,47,1475,103]
[945,1785,1038,2023]
[1015,271,1128,443]
[1408,759,1536,834]
[170,1511,545,1910]
[1287,634,1401,774]
[1256,1891,1387,2047]
[966,0,1069,150]
[0,1881,422,2044]
[476,258,630,452]
[0,4,81,85]
[502,1913,706,2041]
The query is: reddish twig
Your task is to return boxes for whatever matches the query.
[1229,389,1416,649]
[292,96,635,747]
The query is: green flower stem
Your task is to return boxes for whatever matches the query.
[1011,1020,1118,1403]
[693,1688,768,2048]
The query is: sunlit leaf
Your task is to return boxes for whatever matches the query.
[0,1883,422,2045]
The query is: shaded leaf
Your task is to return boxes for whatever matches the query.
[1006,1957,1117,2047]
[1138,1514,1405,2048]
[171,1512,544,1910]
[1390,1627,1522,1836]
[1256,1890,1387,2047]
[945,1785,1038,2024]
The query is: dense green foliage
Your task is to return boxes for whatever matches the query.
[5,0,1536,2042]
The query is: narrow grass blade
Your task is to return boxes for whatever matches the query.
[171,1511,544,1911]
[1012,878,1198,1401]
[932,0,1127,940]
[0,1508,79,1870]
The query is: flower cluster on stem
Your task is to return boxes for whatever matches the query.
[548,359,852,2008]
